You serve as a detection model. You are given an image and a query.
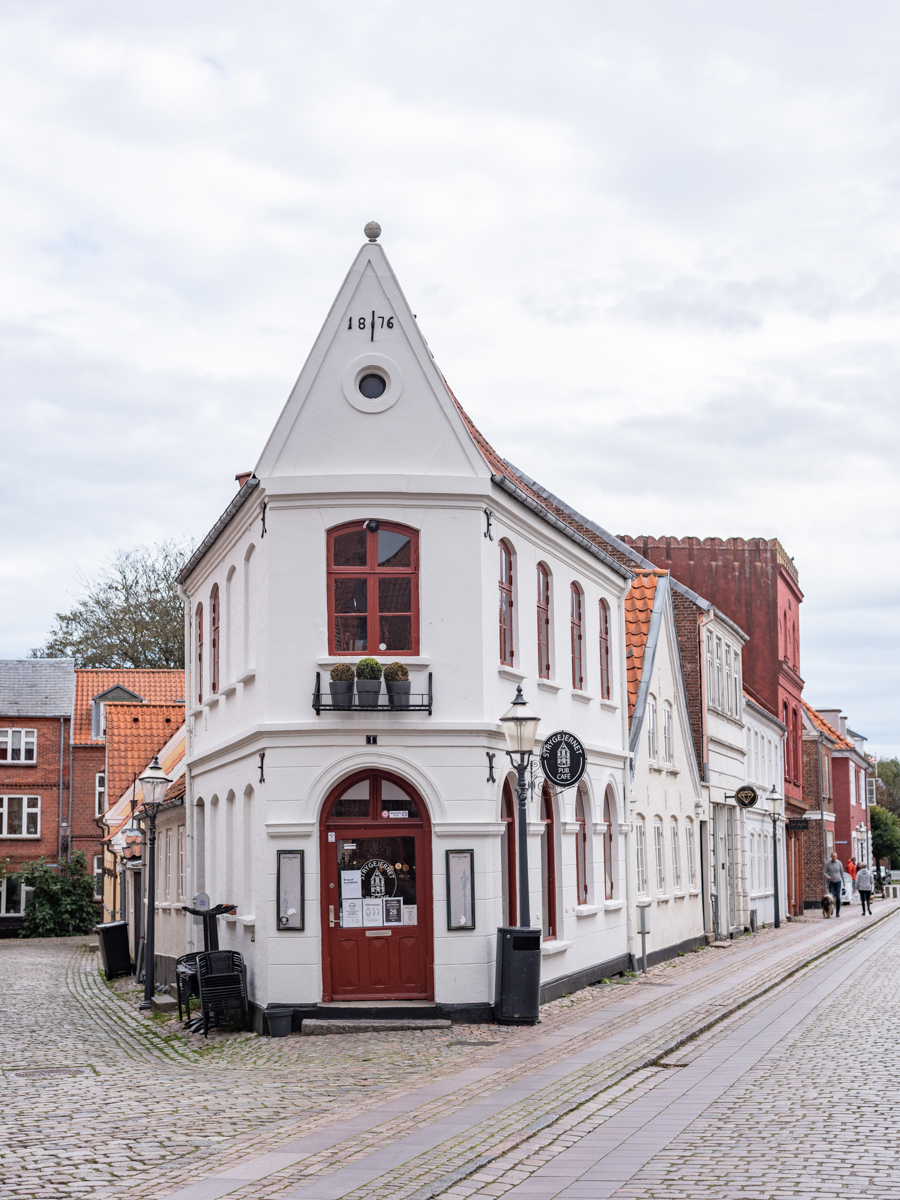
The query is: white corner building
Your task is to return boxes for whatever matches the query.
[178,232,639,1028]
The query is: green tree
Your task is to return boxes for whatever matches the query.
[870,805,900,871]
[876,759,900,815]
[30,539,189,668]
[15,853,98,938]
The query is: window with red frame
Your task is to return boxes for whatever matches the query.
[501,781,517,926]
[598,599,611,699]
[575,788,588,905]
[328,522,419,655]
[499,541,514,666]
[537,564,550,678]
[792,708,800,784]
[210,585,220,696]
[195,604,203,705]
[570,584,583,690]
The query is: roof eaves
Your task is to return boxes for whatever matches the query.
[708,605,749,643]
[491,475,634,581]
[177,476,261,586]
[743,692,787,731]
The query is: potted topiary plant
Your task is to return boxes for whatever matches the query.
[329,663,355,709]
[383,661,410,709]
[355,657,383,708]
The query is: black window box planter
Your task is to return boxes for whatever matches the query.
[313,672,432,716]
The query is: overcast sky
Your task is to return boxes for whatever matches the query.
[2,2,898,753]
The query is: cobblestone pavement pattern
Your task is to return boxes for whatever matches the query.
[0,906,895,1200]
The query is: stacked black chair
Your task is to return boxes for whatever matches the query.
[174,952,201,1023]
[196,950,249,1037]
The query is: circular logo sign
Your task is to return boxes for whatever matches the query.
[360,859,397,898]
[540,731,587,789]
[735,785,758,809]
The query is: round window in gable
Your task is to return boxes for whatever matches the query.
[358,373,387,399]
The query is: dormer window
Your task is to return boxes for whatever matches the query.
[91,702,106,740]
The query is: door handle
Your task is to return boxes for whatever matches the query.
[365,929,392,937]
[329,905,335,928]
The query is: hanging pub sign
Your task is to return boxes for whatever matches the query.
[540,731,587,789]
[735,785,759,809]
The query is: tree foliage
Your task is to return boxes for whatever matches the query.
[870,806,900,870]
[875,758,900,815]
[30,540,189,668]
[15,853,98,938]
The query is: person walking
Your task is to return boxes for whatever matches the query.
[824,852,844,916]
[857,864,874,915]
[847,856,857,885]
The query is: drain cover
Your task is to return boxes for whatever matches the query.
[447,1040,502,1047]
[7,1067,90,1079]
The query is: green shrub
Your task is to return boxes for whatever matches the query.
[330,663,355,682]
[356,657,383,680]
[16,852,98,938]
[383,662,409,683]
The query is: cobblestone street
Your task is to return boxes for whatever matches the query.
[2,907,897,1200]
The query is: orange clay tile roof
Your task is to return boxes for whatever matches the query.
[104,722,186,838]
[165,774,186,803]
[105,703,185,807]
[802,700,854,750]
[623,570,663,721]
[73,669,184,744]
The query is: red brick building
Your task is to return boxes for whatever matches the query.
[805,705,871,877]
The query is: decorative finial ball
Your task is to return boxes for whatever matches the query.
[364,221,382,242]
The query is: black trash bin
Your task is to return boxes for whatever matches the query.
[495,926,542,1025]
[95,921,132,980]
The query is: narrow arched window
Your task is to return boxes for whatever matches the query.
[540,785,557,939]
[570,584,583,690]
[647,696,658,762]
[501,781,517,926]
[210,585,220,696]
[783,702,791,779]
[663,702,673,765]
[575,788,587,905]
[635,818,647,896]
[654,819,666,893]
[195,604,204,705]
[792,707,800,784]
[499,541,514,665]
[328,521,419,655]
[537,564,551,679]
[670,819,681,891]
[603,788,615,900]
[685,820,695,888]
[598,599,611,699]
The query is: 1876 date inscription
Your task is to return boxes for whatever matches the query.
[348,311,394,341]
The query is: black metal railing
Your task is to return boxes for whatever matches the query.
[313,671,433,716]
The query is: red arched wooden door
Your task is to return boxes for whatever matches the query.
[320,771,433,1001]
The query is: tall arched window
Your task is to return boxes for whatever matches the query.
[328,521,419,655]
[575,788,588,905]
[210,585,220,696]
[499,541,514,666]
[537,564,551,679]
[647,696,658,762]
[501,781,517,926]
[603,788,615,900]
[670,819,681,891]
[570,584,583,690]
[195,604,204,705]
[598,600,611,699]
[685,819,695,888]
[540,785,557,939]
[662,702,673,765]
[791,707,800,784]
[654,819,666,893]
[783,702,791,779]
[635,817,647,896]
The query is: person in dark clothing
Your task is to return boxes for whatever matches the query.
[824,853,844,916]
[856,865,874,914]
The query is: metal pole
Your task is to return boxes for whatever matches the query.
[771,811,781,930]
[515,756,532,929]
[639,904,648,973]
[140,810,158,1009]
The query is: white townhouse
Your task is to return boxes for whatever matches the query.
[741,696,786,929]
[624,570,705,962]
[177,229,637,1029]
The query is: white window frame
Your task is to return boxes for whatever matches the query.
[635,819,647,896]
[93,855,104,900]
[750,832,757,893]
[0,795,40,838]
[95,772,106,817]
[0,876,31,914]
[725,646,733,715]
[670,820,681,891]
[662,703,673,766]
[0,728,37,764]
[165,829,173,899]
[733,652,741,714]
[715,639,724,710]
[177,826,186,899]
[647,697,658,762]
[706,631,714,707]
[654,819,666,893]
[91,702,106,740]
[685,822,696,888]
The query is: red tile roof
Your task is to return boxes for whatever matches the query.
[73,669,184,744]
[623,570,664,720]
[802,700,854,750]
[105,703,185,807]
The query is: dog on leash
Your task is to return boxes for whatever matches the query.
[821,893,834,918]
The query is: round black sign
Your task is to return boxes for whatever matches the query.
[540,730,587,789]
[735,785,758,809]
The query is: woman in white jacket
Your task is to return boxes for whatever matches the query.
[856,865,874,915]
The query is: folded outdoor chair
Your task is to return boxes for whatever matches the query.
[196,950,249,1037]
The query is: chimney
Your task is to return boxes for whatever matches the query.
[839,716,848,737]
[817,709,842,736]
[235,472,253,489]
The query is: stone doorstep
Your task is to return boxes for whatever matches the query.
[302,1018,452,1035]
[151,994,178,1014]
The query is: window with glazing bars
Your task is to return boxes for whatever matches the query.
[0,729,36,763]
[570,584,583,689]
[210,584,220,695]
[328,522,419,655]
[537,564,550,678]
[598,600,611,699]
[195,604,203,705]
[499,542,514,665]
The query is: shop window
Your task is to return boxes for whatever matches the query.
[195,603,204,705]
[499,541,514,666]
[575,788,588,905]
[0,729,36,763]
[540,785,557,939]
[501,781,517,926]
[598,600,611,699]
[603,788,615,900]
[328,522,419,656]
[537,564,551,679]
[0,796,40,838]
[210,584,220,695]
[570,584,583,690]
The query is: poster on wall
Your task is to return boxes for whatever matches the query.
[341,898,363,928]
[277,850,304,931]
[403,905,417,926]
[446,849,475,930]
[340,870,362,898]
[383,897,403,925]
[363,898,385,927]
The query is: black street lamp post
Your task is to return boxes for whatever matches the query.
[138,755,172,1011]
[500,687,541,928]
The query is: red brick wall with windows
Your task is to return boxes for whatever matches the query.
[801,737,834,906]
[0,716,69,874]
[71,744,106,872]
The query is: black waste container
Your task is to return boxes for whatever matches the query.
[495,926,542,1025]
[95,921,132,980]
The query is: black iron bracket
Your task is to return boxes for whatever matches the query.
[258,751,265,783]
[260,502,267,538]
[484,508,494,540]
[486,752,496,783]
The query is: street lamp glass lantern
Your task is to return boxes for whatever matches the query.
[500,687,540,756]
[138,755,171,811]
